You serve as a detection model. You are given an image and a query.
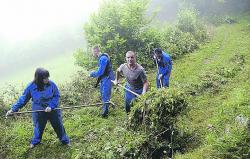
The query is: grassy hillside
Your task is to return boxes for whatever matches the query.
[0,15,249,158]
[172,15,250,158]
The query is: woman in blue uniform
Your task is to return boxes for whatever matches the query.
[6,68,70,148]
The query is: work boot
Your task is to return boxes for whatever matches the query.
[101,113,108,118]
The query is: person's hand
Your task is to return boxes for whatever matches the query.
[158,74,163,80]
[112,79,119,85]
[5,109,13,118]
[89,71,94,77]
[45,107,52,112]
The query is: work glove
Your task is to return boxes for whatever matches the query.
[158,74,163,80]
[5,109,13,118]
[45,107,52,112]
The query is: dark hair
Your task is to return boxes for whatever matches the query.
[33,68,50,91]
[154,48,162,54]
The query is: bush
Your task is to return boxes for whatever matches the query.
[60,70,100,106]
[127,88,189,157]
[162,28,199,59]
[177,8,198,33]
[157,7,207,59]
[135,27,164,68]
[83,0,154,68]
[73,48,97,70]
[177,7,208,43]
[128,88,188,131]
[76,0,208,70]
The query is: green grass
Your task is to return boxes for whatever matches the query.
[172,16,250,158]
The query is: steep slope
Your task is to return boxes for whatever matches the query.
[0,15,249,158]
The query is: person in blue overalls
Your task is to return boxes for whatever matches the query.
[153,48,172,88]
[5,68,70,148]
[90,45,114,118]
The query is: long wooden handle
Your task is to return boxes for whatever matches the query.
[7,102,114,115]
[111,80,140,97]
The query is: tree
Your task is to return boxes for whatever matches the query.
[83,0,161,67]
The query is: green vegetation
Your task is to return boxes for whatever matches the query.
[75,0,207,68]
[0,15,249,158]
[172,16,250,158]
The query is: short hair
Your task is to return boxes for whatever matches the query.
[93,45,100,50]
[154,48,162,54]
[126,51,136,56]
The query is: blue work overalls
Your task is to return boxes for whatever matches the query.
[90,53,114,116]
[11,81,70,145]
[156,52,172,88]
[125,84,143,113]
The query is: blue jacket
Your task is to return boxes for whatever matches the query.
[90,53,114,80]
[12,81,60,112]
[157,51,172,77]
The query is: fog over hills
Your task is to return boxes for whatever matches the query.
[0,0,101,83]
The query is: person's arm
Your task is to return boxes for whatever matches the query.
[11,84,32,112]
[48,82,60,110]
[90,56,108,78]
[113,64,123,85]
[140,69,148,94]
[142,80,149,94]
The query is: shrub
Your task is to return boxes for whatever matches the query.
[127,88,189,157]
[163,28,199,59]
[60,70,100,106]
[73,48,97,70]
[76,0,208,70]
[83,0,153,67]
[177,8,198,33]
[177,7,208,43]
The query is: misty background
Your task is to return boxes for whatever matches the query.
[0,0,102,87]
[0,0,175,87]
[1,0,248,88]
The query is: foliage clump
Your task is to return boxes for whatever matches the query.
[83,0,160,68]
[77,0,208,69]
[128,88,188,131]
[160,7,208,59]
[60,70,100,106]
[127,88,189,157]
